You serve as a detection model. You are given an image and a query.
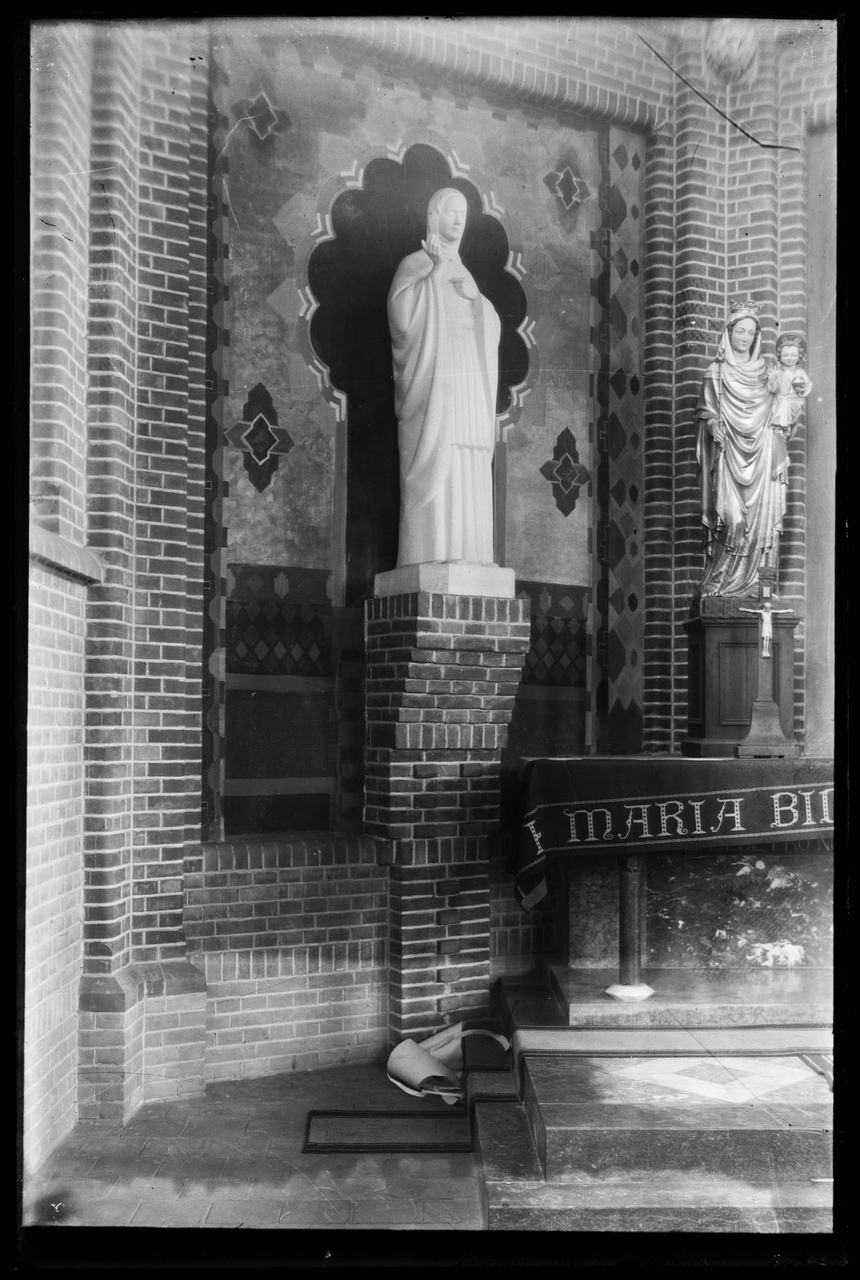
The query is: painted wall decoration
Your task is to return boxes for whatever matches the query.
[224,382,295,493]
[539,426,592,517]
[504,581,590,781]
[590,127,646,754]
[544,161,590,213]
[206,29,649,830]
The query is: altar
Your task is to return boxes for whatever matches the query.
[511,755,834,994]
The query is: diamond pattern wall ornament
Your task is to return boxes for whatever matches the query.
[604,411,628,461]
[540,427,591,517]
[590,128,647,754]
[236,88,290,143]
[228,563,331,604]
[544,166,590,211]
[611,247,628,280]
[522,617,588,687]
[609,186,628,234]
[612,143,629,171]
[226,600,331,677]
[272,192,317,248]
[610,294,628,341]
[266,277,302,325]
[248,90,279,139]
[242,414,278,464]
[224,383,294,493]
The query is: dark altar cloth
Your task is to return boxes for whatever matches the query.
[508,756,834,913]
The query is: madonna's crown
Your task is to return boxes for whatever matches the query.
[728,297,761,317]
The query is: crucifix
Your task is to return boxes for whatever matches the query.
[739,601,793,658]
[735,594,800,758]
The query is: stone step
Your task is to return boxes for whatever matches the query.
[522,1054,833,1183]
[475,1103,833,1233]
[550,966,834,1029]
[497,978,569,1032]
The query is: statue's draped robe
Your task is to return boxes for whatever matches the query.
[695,329,781,597]
[388,249,501,566]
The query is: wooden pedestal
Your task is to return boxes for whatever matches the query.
[681,599,798,757]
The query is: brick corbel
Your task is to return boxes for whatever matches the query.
[79,960,206,1013]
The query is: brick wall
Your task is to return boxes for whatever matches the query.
[28,21,216,1135]
[80,25,210,982]
[26,23,96,1177]
[30,25,92,544]
[25,566,88,1174]
[635,28,836,749]
[83,24,143,979]
[773,36,838,746]
[641,126,676,752]
[324,17,676,129]
[183,837,389,1074]
[194,953,387,1081]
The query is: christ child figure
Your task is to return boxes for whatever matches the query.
[765,332,812,487]
[766,333,812,439]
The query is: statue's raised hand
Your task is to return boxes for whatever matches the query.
[421,230,445,268]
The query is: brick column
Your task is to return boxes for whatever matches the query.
[363,591,530,1043]
[641,127,676,753]
[670,40,730,748]
[775,104,809,741]
[77,26,210,1120]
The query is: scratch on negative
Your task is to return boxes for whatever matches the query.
[216,116,257,164]
[223,180,242,232]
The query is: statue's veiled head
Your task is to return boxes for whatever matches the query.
[426,188,468,251]
[724,297,763,362]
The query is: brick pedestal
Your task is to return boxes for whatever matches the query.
[364,590,530,1043]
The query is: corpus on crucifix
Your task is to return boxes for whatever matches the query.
[738,601,793,657]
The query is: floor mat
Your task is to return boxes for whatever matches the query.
[303,1109,473,1153]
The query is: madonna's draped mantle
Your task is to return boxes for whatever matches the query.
[696,325,782,597]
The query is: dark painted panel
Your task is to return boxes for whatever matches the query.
[224,793,331,836]
[226,691,334,777]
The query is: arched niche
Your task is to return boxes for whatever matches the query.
[307,143,529,607]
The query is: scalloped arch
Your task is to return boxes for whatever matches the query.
[285,129,540,440]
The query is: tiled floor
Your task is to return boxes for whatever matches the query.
[526,1054,834,1108]
[24,1062,484,1230]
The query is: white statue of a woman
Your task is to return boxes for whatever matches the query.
[387,188,502,567]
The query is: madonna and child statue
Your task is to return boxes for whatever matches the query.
[683,297,810,757]
[373,188,515,599]
[695,298,811,600]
